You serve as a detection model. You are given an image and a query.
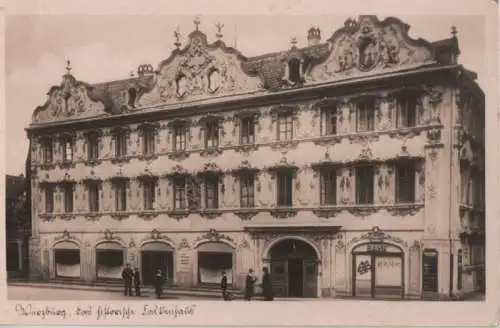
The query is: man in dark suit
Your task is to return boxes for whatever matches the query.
[121,263,133,296]
[133,267,141,297]
[221,271,229,301]
[244,268,257,301]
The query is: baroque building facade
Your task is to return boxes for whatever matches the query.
[26,16,485,299]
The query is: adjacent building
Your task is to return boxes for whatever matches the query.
[25,16,485,299]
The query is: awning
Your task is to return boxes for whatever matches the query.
[96,242,124,250]
[54,241,80,250]
[197,242,234,253]
[141,242,174,252]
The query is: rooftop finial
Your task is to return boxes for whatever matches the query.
[65,60,72,75]
[174,27,182,48]
[451,25,457,38]
[194,16,201,31]
[290,37,297,48]
[215,22,224,40]
[129,70,135,78]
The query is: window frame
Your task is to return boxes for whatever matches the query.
[239,173,255,208]
[240,117,255,145]
[62,183,74,213]
[205,121,219,149]
[43,140,53,164]
[44,184,55,214]
[356,99,375,132]
[87,134,100,161]
[174,124,187,151]
[114,131,128,158]
[62,139,74,163]
[142,179,156,210]
[323,107,338,136]
[114,180,128,212]
[396,95,418,128]
[320,168,337,205]
[142,128,156,156]
[355,165,374,205]
[173,177,187,210]
[277,170,293,207]
[277,113,294,141]
[204,174,219,209]
[395,161,416,203]
[87,181,100,213]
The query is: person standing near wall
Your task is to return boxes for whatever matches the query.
[261,267,274,301]
[121,263,133,296]
[244,268,257,301]
[133,267,141,297]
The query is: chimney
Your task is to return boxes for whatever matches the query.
[307,27,321,46]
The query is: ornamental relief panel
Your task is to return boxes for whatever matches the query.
[32,74,106,124]
[338,168,353,205]
[375,165,393,204]
[338,101,353,134]
[376,97,394,130]
[138,33,262,107]
[309,16,433,83]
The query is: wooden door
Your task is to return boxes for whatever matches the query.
[270,260,287,297]
[302,260,318,298]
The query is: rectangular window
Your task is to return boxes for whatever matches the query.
[114,180,127,211]
[324,108,337,136]
[88,182,100,212]
[87,135,99,161]
[63,183,74,213]
[320,169,337,205]
[277,171,293,206]
[142,129,155,156]
[240,174,255,208]
[205,175,219,209]
[357,100,375,132]
[44,185,55,214]
[63,140,73,162]
[240,117,255,144]
[395,162,416,203]
[174,125,187,151]
[114,132,128,157]
[355,166,374,204]
[205,123,219,149]
[397,96,417,128]
[278,114,293,141]
[43,141,53,163]
[143,180,156,210]
[174,178,186,210]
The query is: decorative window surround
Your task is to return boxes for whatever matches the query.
[31,124,435,169]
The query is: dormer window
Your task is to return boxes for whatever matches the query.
[127,88,137,108]
[287,58,302,84]
[176,74,187,97]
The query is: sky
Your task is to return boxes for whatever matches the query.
[5,14,486,175]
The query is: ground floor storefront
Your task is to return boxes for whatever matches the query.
[29,226,485,299]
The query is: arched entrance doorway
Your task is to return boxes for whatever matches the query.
[197,242,235,286]
[95,241,125,280]
[268,238,319,298]
[352,242,404,299]
[54,241,81,279]
[141,242,174,286]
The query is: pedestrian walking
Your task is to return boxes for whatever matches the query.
[244,268,257,301]
[261,267,274,301]
[154,269,164,299]
[221,270,231,301]
[121,263,133,296]
[133,267,141,297]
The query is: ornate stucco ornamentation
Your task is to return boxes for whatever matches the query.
[426,127,442,145]
[234,209,259,221]
[386,204,424,217]
[141,229,175,246]
[269,208,298,219]
[138,29,262,107]
[178,238,190,249]
[31,63,106,124]
[195,228,234,244]
[239,239,250,249]
[348,226,409,248]
[423,85,444,124]
[313,207,342,218]
[309,16,434,83]
[347,206,380,217]
[53,230,80,244]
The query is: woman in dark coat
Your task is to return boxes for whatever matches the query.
[244,268,257,301]
[261,267,274,301]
